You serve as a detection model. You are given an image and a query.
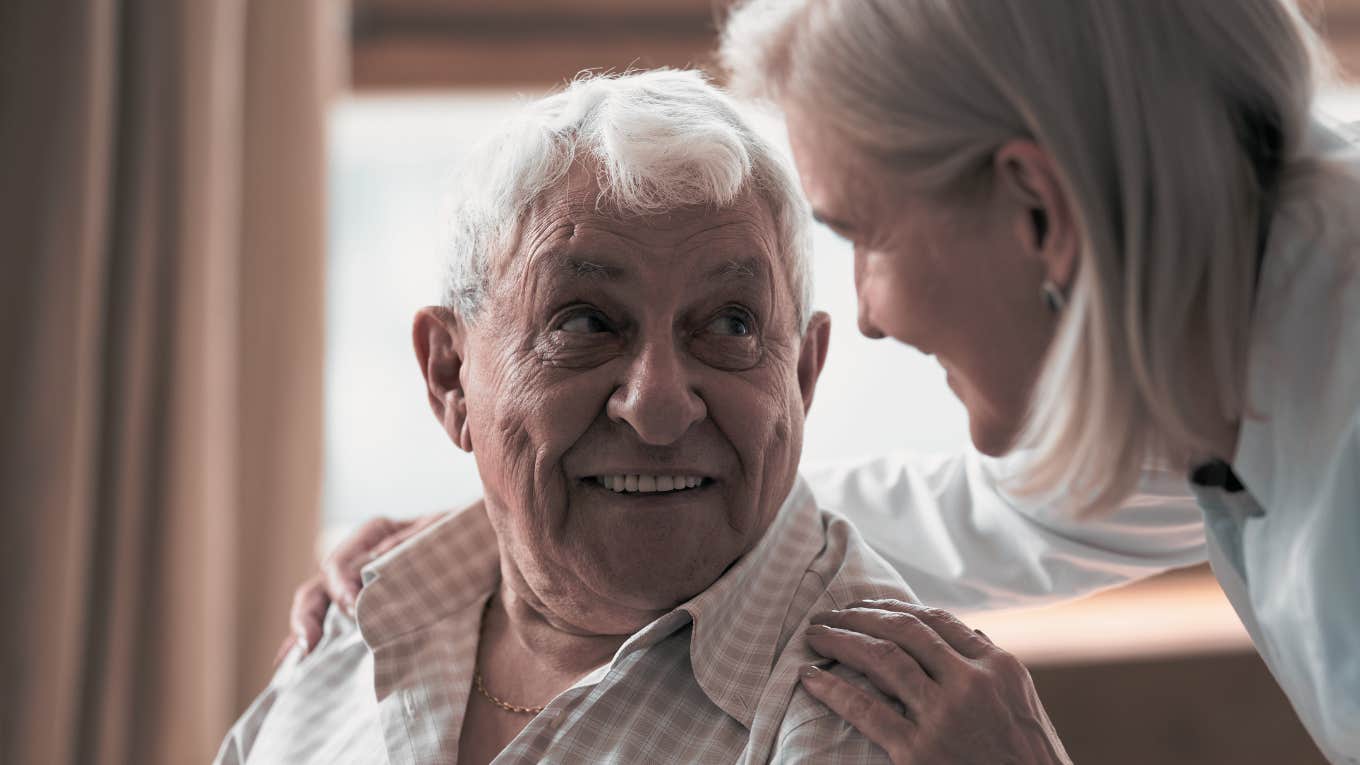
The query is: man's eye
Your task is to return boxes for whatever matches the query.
[559,312,611,334]
[705,311,753,337]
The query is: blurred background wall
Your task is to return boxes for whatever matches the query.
[4,0,1357,762]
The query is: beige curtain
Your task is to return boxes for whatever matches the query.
[0,1,338,762]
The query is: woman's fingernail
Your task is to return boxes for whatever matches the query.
[801,665,822,679]
[805,624,832,637]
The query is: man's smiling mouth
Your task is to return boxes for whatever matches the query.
[590,475,713,494]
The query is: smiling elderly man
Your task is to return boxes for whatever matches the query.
[216,70,917,765]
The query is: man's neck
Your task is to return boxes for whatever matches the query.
[487,583,634,682]
[459,582,651,765]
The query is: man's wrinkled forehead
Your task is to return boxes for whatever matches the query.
[485,167,789,308]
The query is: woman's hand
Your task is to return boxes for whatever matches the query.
[274,512,446,666]
[801,599,1071,765]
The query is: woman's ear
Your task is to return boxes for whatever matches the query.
[994,140,1079,290]
[412,306,473,452]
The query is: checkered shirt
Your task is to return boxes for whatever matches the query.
[215,477,916,764]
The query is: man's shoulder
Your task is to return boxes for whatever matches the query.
[771,667,896,764]
[738,504,910,763]
[809,505,919,607]
[775,474,917,608]
[214,607,379,765]
[260,606,376,716]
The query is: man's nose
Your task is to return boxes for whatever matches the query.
[606,340,707,445]
[854,247,886,340]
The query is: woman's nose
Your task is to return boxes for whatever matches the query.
[606,340,707,445]
[857,307,886,340]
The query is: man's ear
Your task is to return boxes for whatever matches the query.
[796,311,832,414]
[994,140,1079,290]
[412,306,473,452]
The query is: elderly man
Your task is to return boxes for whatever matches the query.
[216,69,916,764]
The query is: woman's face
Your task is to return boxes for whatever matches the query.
[784,108,1063,455]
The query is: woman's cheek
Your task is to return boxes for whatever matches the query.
[862,279,910,340]
[856,251,912,335]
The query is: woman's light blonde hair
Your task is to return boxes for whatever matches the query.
[721,0,1338,515]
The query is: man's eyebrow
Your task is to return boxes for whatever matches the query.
[559,258,626,280]
[554,256,761,283]
[703,257,763,282]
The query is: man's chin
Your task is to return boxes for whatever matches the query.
[577,549,739,614]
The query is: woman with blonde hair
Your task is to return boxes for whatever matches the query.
[289,1,1359,761]
[715,0,1359,760]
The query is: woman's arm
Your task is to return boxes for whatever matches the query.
[801,448,1208,613]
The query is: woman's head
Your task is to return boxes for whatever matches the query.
[722,0,1329,512]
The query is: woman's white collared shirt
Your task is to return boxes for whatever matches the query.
[805,118,1360,764]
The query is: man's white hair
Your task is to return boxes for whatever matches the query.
[442,69,812,330]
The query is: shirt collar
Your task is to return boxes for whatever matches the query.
[355,504,499,648]
[355,477,825,730]
[661,477,824,727]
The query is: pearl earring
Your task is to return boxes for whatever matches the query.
[1041,280,1066,313]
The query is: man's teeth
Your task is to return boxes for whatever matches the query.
[595,475,706,493]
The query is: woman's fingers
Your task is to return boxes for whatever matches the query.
[288,574,329,656]
[800,665,915,762]
[804,625,934,715]
[364,524,414,563]
[280,512,453,662]
[811,605,966,678]
[847,599,993,659]
[365,511,443,562]
[322,517,412,614]
[810,601,1071,764]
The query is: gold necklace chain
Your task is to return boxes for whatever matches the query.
[473,670,546,715]
[474,596,545,715]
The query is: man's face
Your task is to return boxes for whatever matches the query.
[417,167,829,631]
